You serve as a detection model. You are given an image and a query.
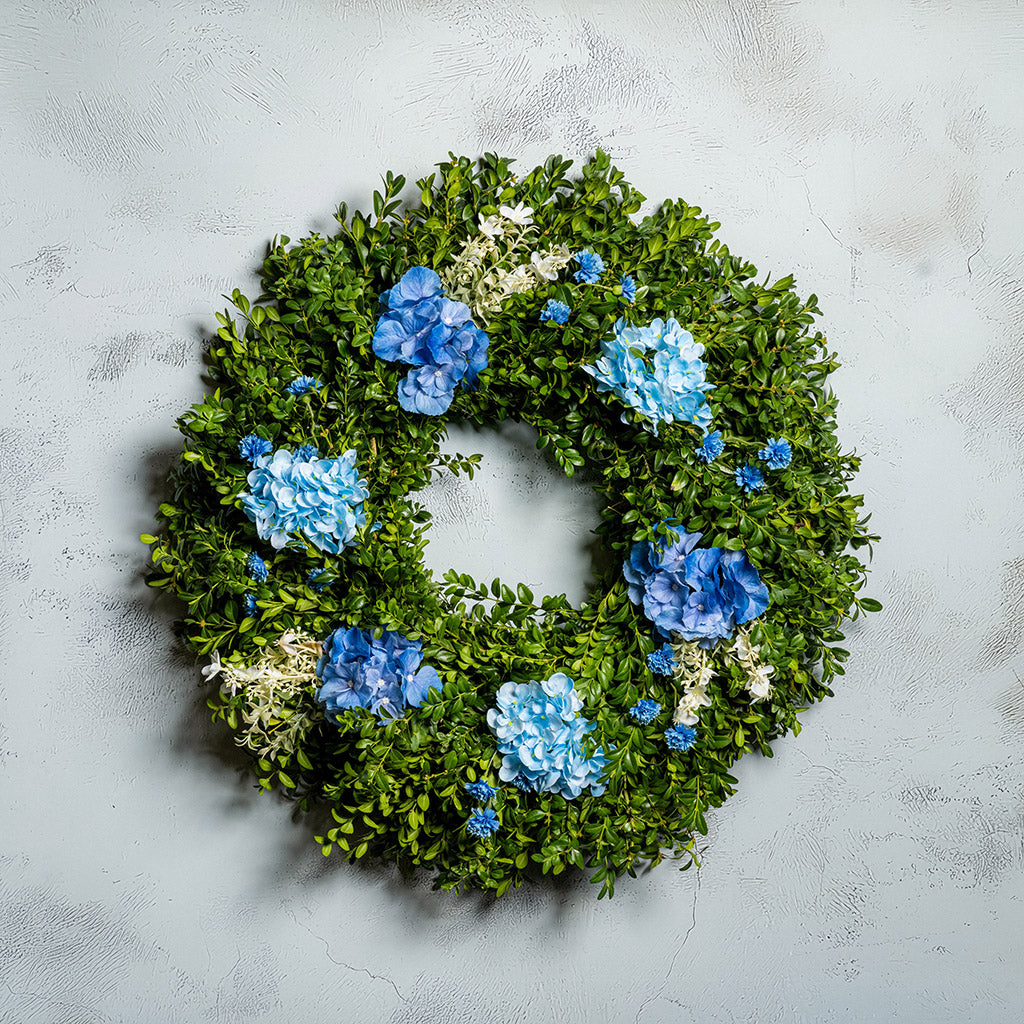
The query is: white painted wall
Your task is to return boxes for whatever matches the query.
[2,1,1022,1020]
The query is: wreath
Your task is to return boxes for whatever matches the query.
[145,152,880,897]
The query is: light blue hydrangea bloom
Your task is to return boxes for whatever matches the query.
[584,317,714,435]
[734,464,766,493]
[486,673,608,800]
[695,429,725,464]
[759,437,792,469]
[573,249,605,284]
[465,807,500,838]
[629,699,662,724]
[286,376,321,395]
[316,625,442,720]
[665,723,697,751]
[240,448,369,553]
[540,299,571,324]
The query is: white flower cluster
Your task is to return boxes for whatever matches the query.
[669,640,715,726]
[728,626,775,702]
[202,633,324,760]
[441,202,574,322]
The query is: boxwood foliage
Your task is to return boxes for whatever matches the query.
[144,151,879,898]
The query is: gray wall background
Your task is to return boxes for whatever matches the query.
[2,1,1022,1020]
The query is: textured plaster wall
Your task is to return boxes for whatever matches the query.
[2,1,1022,1021]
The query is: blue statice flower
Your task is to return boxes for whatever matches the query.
[646,644,677,675]
[242,592,259,617]
[464,780,498,801]
[629,699,662,725]
[240,448,369,553]
[486,673,609,800]
[540,299,571,325]
[306,568,329,592]
[372,267,489,415]
[573,249,605,284]
[619,274,636,303]
[583,317,714,435]
[665,723,697,752]
[286,376,321,396]
[624,522,770,646]
[316,626,443,721]
[465,807,500,839]
[246,551,269,582]
[238,434,273,465]
[695,429,725,464]
[295,444,319,462]
[759,437,792,470]
[735,464,766,493]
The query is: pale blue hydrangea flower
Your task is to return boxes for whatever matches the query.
[759,437,792,469]
[486,673,608,800]
[584,317,714,435]
[240,448,369,553]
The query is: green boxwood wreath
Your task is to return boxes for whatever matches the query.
[145,151,880,897]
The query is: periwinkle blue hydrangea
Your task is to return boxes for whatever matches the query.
[240,448,369,553]
[316,626,442,720]
[759,437,792,469]
[540,299,571,325]
[665,723,697,752]
[624,523,769,646]
[372,267,489,415]
[285,376,321,396]
[239,434,273,465]
[695,429,725,464]
[573,249,605,283]
[465,807,500,839]
[486,673,608,799]
[734,464,766,493]
[584,317,714,435]
[629,699,662,725]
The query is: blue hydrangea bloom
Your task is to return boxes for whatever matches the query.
[624,522,770,646]
[372,267,489,415]
[306,568,329,592]
[286,376,321,396]
[584,317,714,435]
[464,780,498,801]
[665,723,697,751]
[486,673,609,800]
[620,274,636,303]
[735,464,766,492]
[573,249,605,284]
[759,437,792,470]
[239,434,273,465]
[540,299,571,325]
[629,699,662,724]
[316,626,443,720]
[246,552,269,582]
[242,592,258,617]
[646,644,677,675]
[240,448,369,553]
[295,444,319,461]
[465,807,500,839]
[695,429,725,464]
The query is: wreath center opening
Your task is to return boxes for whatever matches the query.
[418,420,602,608]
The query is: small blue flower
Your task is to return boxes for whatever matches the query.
[629,699,662,724]
[573,249,605,284]
[759,437,792,470]
[619,274,636,303]
[295,444,319,462]
[246,552,269,582]
[286,376,321,396]
[239,434,273,465]
[511,772,536,792]
[695,429,725,464]
[465,807,500,839]
[665,723,697,752]
[646,645,677,675]
[540,299,571,325]
[734,464,766,492]
[242,592,258,617]
[306,568,329,592]
[464,780,498,801]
